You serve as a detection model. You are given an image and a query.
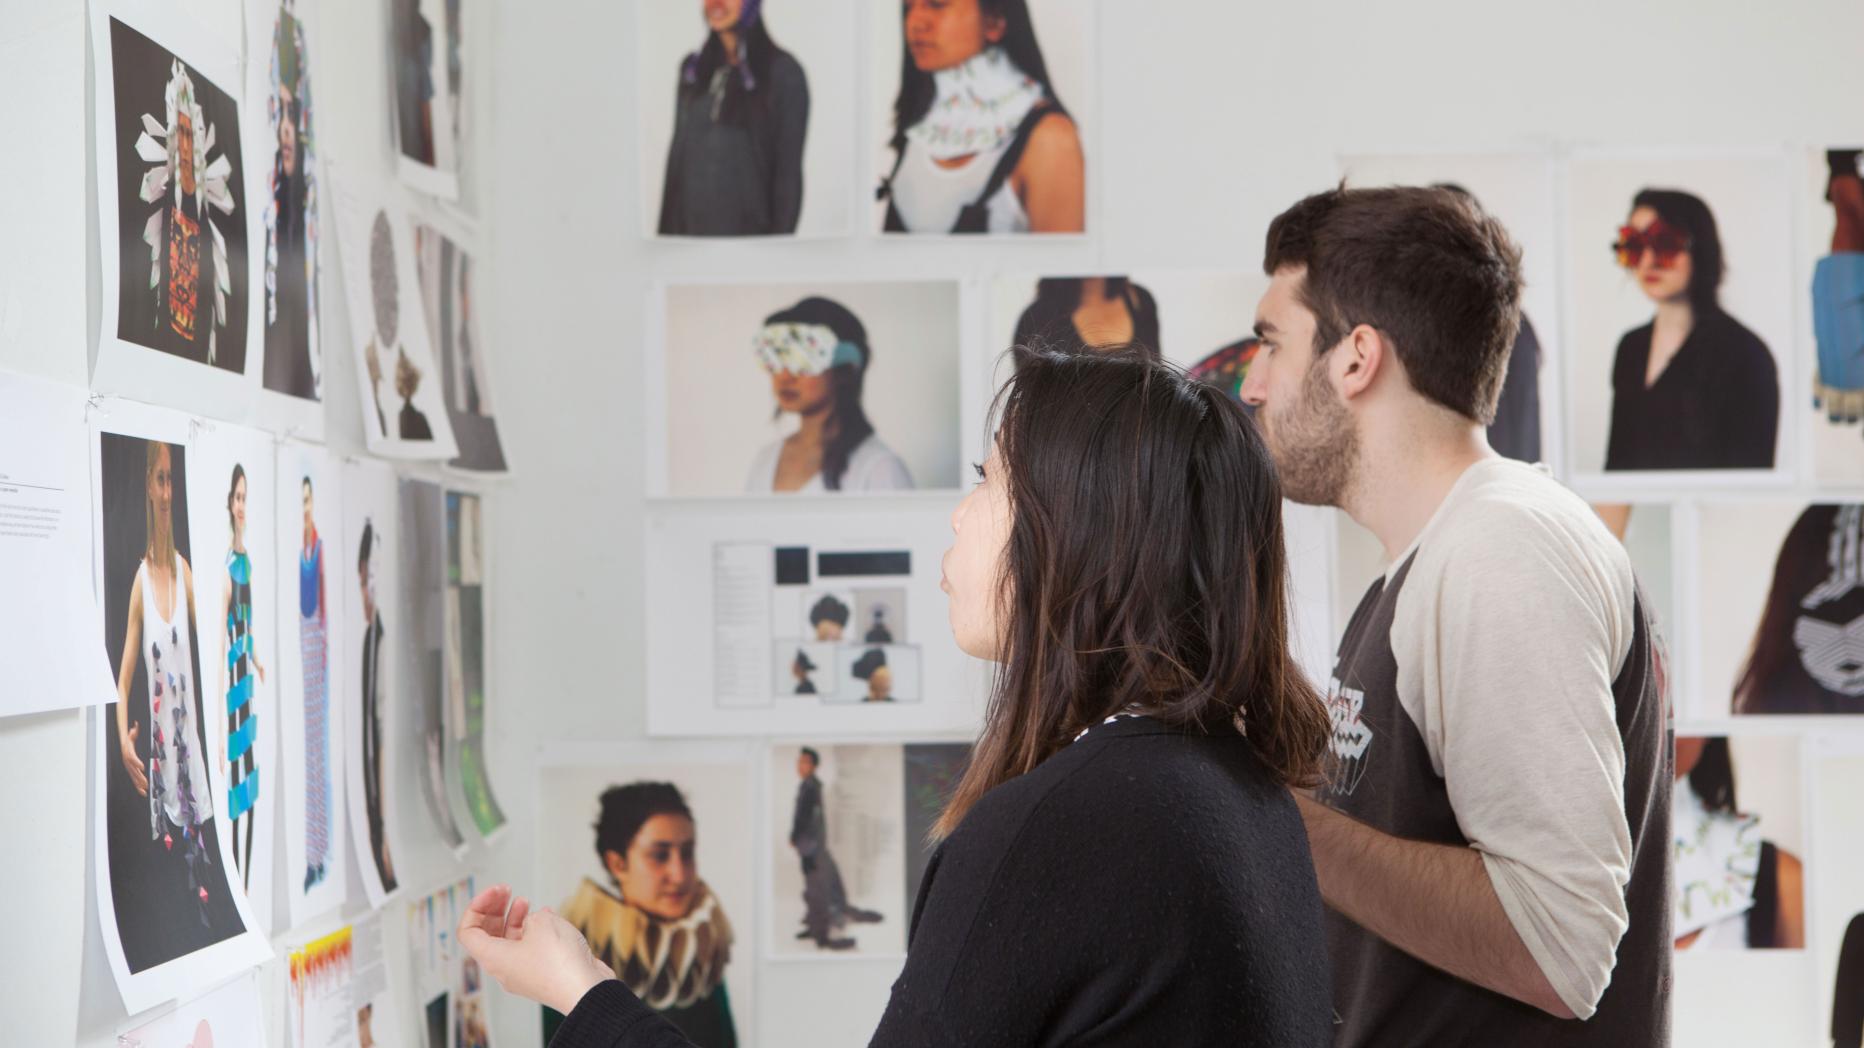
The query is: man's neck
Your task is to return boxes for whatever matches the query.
[1342,421,1494,563]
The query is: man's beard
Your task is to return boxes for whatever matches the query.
[1261,360,1357,507]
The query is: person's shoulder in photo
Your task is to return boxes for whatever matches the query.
[879,0,1083,235]
[658,0,810,238]
[745,297,915,495]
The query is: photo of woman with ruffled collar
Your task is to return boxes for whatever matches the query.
[877,0,1087,234]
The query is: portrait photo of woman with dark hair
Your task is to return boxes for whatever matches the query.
[660,280,961,497]
[255,0,321,403]
[1011,277,1159,356]
[1731,504,1864,715]
[1837,913,1864,1047]
[535,753,754,1048]
[656,0,808,237]
[1603,188,1779,471]
[1567,154,1794,481]
[876,0,1087,234]
[746,296,912,493]
[1672,736,1805,950]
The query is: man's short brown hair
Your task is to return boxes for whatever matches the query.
[1262,185,1524,423]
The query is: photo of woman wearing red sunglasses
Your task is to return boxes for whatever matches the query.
[1604,188,1779,471]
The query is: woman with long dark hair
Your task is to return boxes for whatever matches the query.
[657,0,808,236]
[879,0,1084,234]
[461,348,1336,1046]
[1671,736,1804,949]
[1733,504,1864,714]
[745,297,913,493]
[1603,187,1779,470]
[1011,277,1159,356]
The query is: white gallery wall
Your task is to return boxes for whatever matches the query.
[4,0,1864,1046]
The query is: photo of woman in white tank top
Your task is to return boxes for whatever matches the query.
[878,0,1084,235]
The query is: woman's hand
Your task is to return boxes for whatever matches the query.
[457,884,617,1016]
[119,722,149,796]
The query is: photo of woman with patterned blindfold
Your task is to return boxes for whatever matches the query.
[745,297,914,493]
[1603,188,1779,471]
[1734,504,1864,715]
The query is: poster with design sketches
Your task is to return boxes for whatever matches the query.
[767,742,969,960]
[184,421,280,934]
[90,0,259,424]
[414,221,507,472]
[407,878,484,1048]
[119,970,267,1048]
[90,399,270,1014]
[343,460,404,907]
[246,0,327,438]
[285,918,397,1048]
[644,506,988,737]
[390,0,464,200]
[276,440,350,928]
[0,373,116,718]
[331,182,459,461]
[536,743,755,1045]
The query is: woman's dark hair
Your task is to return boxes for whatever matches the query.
[1733,505,1864,714]
[680,6,778,127]
[851,648,888,680]
[935,345,1331,837]
[1631,188,1725,313]
[1686,736,1738,813]
[891,0,1060,148]
[1012,278,1161,360]
[767,297,873,491]
[226,464,247,532]
[1835,913,1864,1044]
[594,782,693,871]
[809,593,850,628]
[357,519,374,573]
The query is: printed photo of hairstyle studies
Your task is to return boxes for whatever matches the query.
[1604,188,1778,472]
[878,0,1084,234]
[657,0,808,237]
[100,435,249,972]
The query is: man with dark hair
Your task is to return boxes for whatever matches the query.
[789,747,881,950]
[1242,185,1670,1046]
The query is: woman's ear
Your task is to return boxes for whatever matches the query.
[602,848,627,884]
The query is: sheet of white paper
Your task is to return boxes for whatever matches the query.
[119,970,268,1048]
[0,372,115,718]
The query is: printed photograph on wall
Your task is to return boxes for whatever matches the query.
[90,1,258,422]
[90,404,267,1013]
[407,878,479,1048]
[1672,734,1805,951]
[414,222,507,472]
[646,509,982,736]
[1805,147,1864,485]
[1338,153,1563,468]
[402,479,465,850]
[275,440,349,928]
[343,461,403,906]
[287,926,354,1048]
[392,0,464,199]
[656,280,963,496]
[119,971,265,1048]
[248,0,324,410]
[870,0,1094,234]
[987,272,1270,413]
[1564,150,1793,484]
[1697,502,1864,716]
[636,0,855,238]
[768,742,969,959]
[447,491,504,836]
[537,745,755,1048]
[184,423,279,934]
[1813,743,1864,1047]
[333,186,459,461]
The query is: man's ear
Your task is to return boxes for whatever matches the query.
[1335,323,1386,401]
